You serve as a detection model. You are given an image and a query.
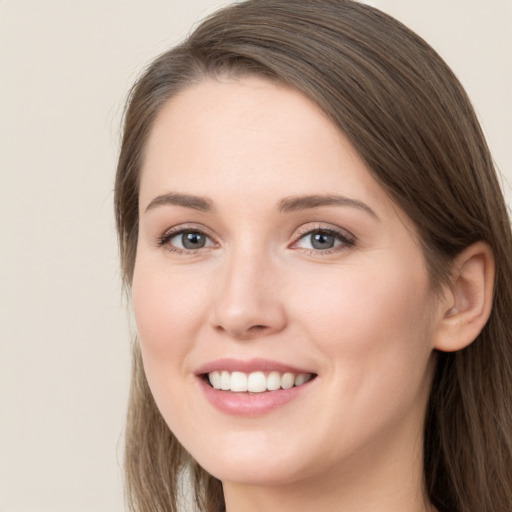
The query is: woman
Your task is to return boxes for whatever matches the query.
[115,1,512,511]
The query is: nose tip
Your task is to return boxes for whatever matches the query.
[209,259,287,340]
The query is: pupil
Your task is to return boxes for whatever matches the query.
[311,232,335,249]
[182,231,205,249]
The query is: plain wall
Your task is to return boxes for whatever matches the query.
[0,1,510,511]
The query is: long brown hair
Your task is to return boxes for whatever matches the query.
[115,1,512,511]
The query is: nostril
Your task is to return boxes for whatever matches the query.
[213,322,271,340]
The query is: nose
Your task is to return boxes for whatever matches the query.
[209,249,287,340]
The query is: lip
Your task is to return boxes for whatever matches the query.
[195,358,317,416]
[195,357,313,375]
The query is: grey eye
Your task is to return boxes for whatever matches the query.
[184,231,206,249]
[170,230,211,250]
[310,232,337,250]
[295,230,344,251]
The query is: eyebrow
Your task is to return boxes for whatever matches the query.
[144,192,214,213]
[278,194,379,219]
[144,191,378,219]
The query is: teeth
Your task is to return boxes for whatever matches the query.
[207,370,313,393]
[231,371,247,392]
[294,373,309,386]
[247,371,267,393]
[209,371,221,389]
[267,371,281,391]
[220,370,230,391]
[281,372,295,389]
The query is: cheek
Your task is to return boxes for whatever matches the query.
[131,257,213,430]
[287,261,436,458]
[131,257,209,381]
[292,259,435,390]
[296,260,429,333]
[133,257,203,341]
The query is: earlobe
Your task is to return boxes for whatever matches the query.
[434,241,495,352]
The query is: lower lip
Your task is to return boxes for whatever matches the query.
[198,377,315,416]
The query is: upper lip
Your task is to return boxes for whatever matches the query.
[195,358,315,375]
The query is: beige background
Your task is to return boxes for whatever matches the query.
[0,1,510,511]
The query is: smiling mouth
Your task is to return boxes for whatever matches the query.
[205,370,316,393]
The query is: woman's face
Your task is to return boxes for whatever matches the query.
[133,77,444,487]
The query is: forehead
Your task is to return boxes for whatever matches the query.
[139,76,393,217]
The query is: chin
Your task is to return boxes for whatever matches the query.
[186,432,313,486]
[201,456,306,487]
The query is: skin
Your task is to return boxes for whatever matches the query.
[132,76,450,512]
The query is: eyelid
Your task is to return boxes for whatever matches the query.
[293,222,355,239]
[156,223,219,253]
[289,223,356,253]
[154,221,356,255]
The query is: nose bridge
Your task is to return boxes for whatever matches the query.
[211,240,285,339]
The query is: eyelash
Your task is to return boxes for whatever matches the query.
[156,224,356,256]
[291,225,356,255]
[156,224,218,255]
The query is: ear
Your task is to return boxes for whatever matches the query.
[434,241,495,352]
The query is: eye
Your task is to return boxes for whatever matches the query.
[159,228,216,253]
[292,227,355,253]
